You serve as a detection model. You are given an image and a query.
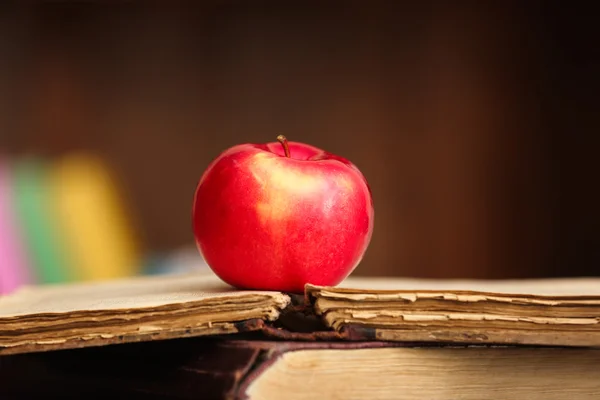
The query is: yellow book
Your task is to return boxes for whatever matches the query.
[48,152,141,281]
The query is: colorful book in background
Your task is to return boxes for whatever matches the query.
[0,159,33,294]
[0,151,150,294]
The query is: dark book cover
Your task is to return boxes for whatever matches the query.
[0,336,407,400]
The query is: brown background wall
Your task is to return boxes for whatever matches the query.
[1,1,598,279]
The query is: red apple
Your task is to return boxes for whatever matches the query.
[192,135,374,293]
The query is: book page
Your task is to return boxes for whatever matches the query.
[0,271,284,318]
[339,276,600,296]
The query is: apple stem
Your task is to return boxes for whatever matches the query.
[276,135,291,158]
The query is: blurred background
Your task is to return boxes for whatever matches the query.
[0,1,598,293]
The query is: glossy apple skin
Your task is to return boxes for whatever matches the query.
[192,139,374,293]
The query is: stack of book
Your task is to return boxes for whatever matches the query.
[1,271,599,399]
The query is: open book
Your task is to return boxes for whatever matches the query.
[308,277,600,347]
[1,271,600,355]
